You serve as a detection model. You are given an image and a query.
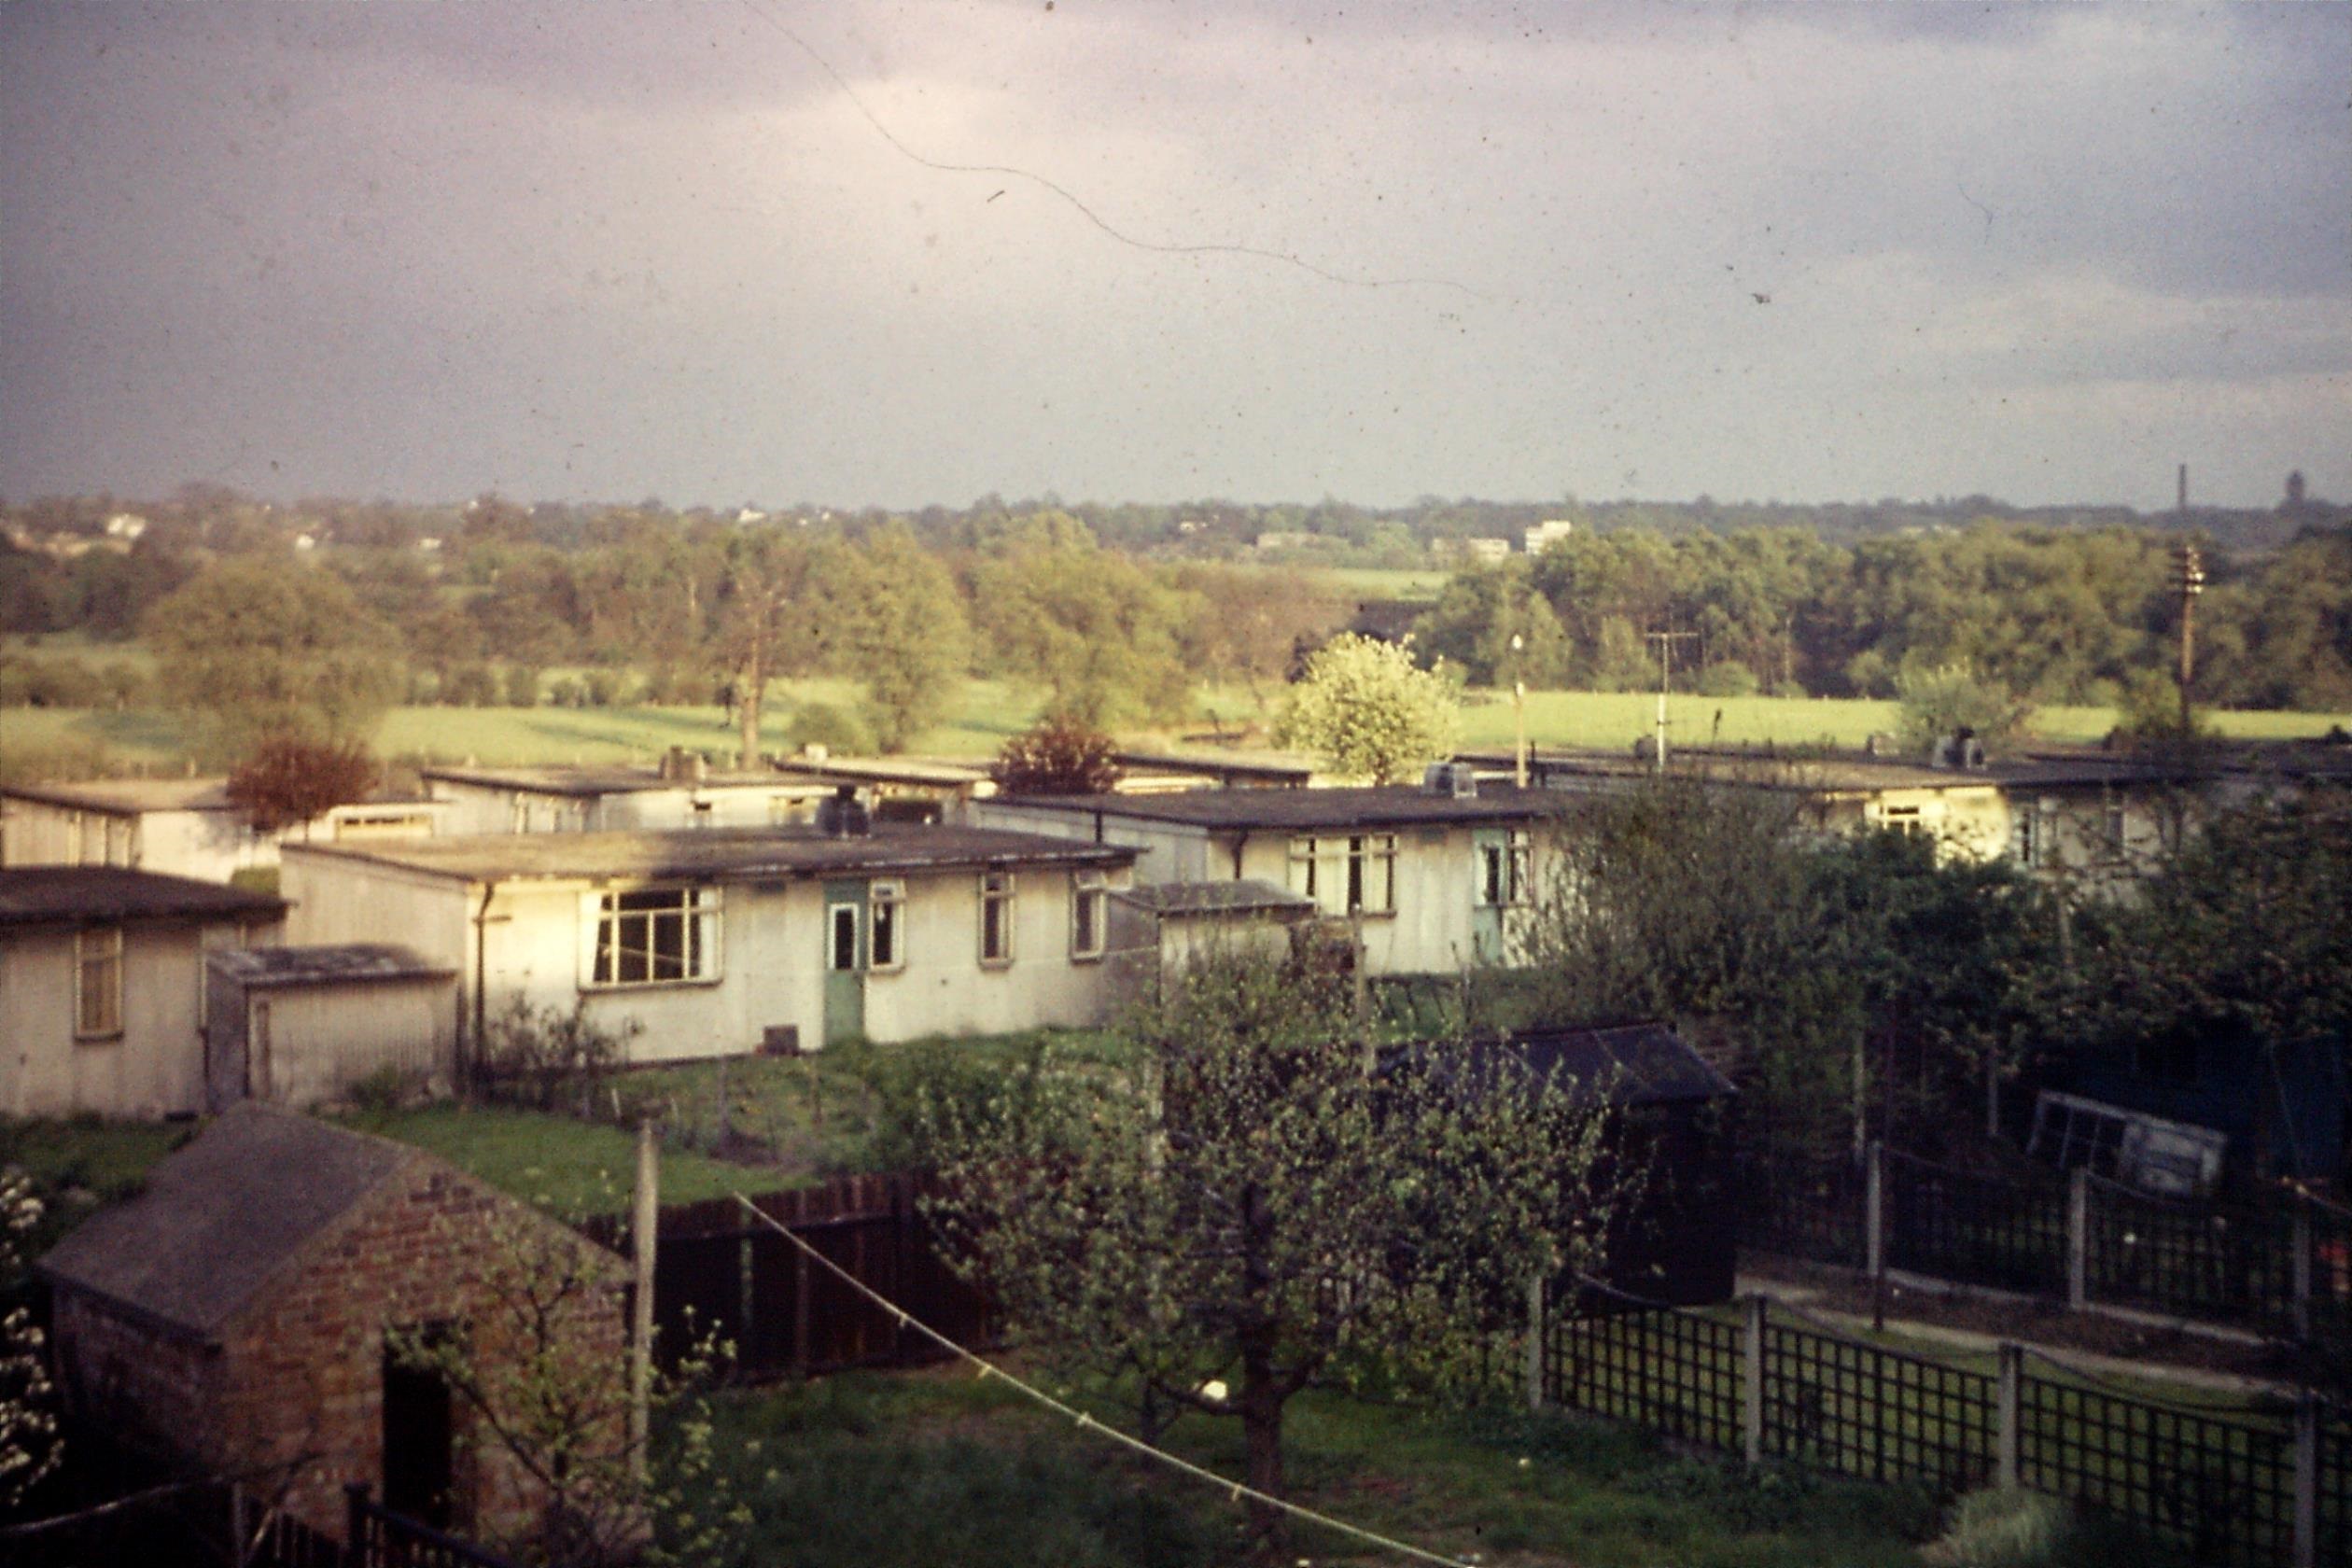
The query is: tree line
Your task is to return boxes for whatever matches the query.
[5,484,2347,730]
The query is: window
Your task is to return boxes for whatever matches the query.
[1477,831,1531,907]
[1288,834,1396,916]
[590,886,720,986]
[829,903,861,971]
[75,928,123,1040]
[979,870,1015,965]
[1880,805,1922,834]
[869,880,903,972]
[2011,807,2049,869]
[2105,801,2129,855]
[1071,871,1107,960]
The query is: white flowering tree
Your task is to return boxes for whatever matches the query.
[1272,632,1458,784]
[1,1169,60,1510]
[917,954,1617,1556]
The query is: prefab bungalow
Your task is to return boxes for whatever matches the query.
[419,759,840,834]
[0,867,283,1117]
[278,823,1139,1061]
[0,777,440,884]
[969,777,1558,975]
[1472,742,2187,893]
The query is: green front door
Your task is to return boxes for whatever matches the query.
[822,879,867,1045]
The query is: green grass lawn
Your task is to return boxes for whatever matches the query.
[697,1364,1939,1568]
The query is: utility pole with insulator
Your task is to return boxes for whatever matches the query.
[2176,539,2205,735]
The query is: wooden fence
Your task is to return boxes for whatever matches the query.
[1544,1295,2349,1568]
[580,1170,995,1379]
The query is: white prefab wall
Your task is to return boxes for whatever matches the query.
[0,918,272,1117]
[0,801,270,883]
[280,848,1132,1060]
[254,981,457,1108]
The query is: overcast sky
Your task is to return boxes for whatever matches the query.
[4,1,2346,511]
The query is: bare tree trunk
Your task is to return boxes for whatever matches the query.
[1240,1345,1287,1560]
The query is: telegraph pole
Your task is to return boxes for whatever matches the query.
[1645,629,1695,773]
[2177,539,2205,734]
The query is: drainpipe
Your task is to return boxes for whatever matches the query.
[469,881,495,1097]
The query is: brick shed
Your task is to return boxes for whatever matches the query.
[36,1104,627,1544]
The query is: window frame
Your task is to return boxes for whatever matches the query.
[1288,833,1397,917]
[74,926,124,1042]
[1071,870,1108,962]
[585,883,722,989]
[868,879,905,973]
[1477,830,1533,909]
[979,869,1016,967]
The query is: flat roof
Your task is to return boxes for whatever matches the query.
[1108,750,1316,786]
[767,757,993,789]
[1460,746,2189,794]
[983,783,1560,831]
[2,777,436,815]
[282,824,1138,884]
[421,763,825,798]
[208,943,455,987]
[0,867,286,929]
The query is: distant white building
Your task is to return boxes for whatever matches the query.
[1,779,440,885]
[1436,537,1511,566]
[1523,519,1576,554]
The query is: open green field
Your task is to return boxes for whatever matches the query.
[7,678,2345,782]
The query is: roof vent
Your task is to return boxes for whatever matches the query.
[815,784,871,838]
[1422,762,1478,799]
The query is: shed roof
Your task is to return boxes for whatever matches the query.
[1393,1022,1737,1110]
[985,783,1558,832]
[206,943,455,987]
[2,777,434,815]
[281,824,1136,884]
[1463,745,2188,796]
[1113,879,1318,917]
[37,1106,425,1341]
[0,867,286,930]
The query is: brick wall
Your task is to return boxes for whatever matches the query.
[56,1157,627,1545]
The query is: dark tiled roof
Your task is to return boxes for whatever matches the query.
[207,944,455,987]
[985,784,1560,831]
[0,868,286,929]
[1113,879,1317,917]
[282,825,1137,884]
[1394,1022,1737,1109]
[38,1106,420,1341]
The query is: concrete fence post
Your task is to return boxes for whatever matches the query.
[2066,1168,2090,1312]
[1995,1343,2023,1491]
[2291,1206,2314,1343]
[1524,1274,1547,1412]
[2293,1392,2320,1568]
[1865,1141,1885,1282]
[1742,1294,1767,1467]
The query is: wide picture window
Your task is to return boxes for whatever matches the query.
[591,886,720,986]
[1288,833,1396,917]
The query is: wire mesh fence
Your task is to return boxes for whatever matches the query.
[1542,1297,2345,1568]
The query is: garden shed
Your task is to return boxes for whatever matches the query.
[1413,1022,1740,1309]
[38,1104,626,1545]
[203,943,459,1110]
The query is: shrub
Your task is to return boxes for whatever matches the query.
[503,665,542,707]
[583,668,629,707]
[786,701,875,758]
[1693,659,1760,698]
[991,713,1123,795]
[473,997,640,1112]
